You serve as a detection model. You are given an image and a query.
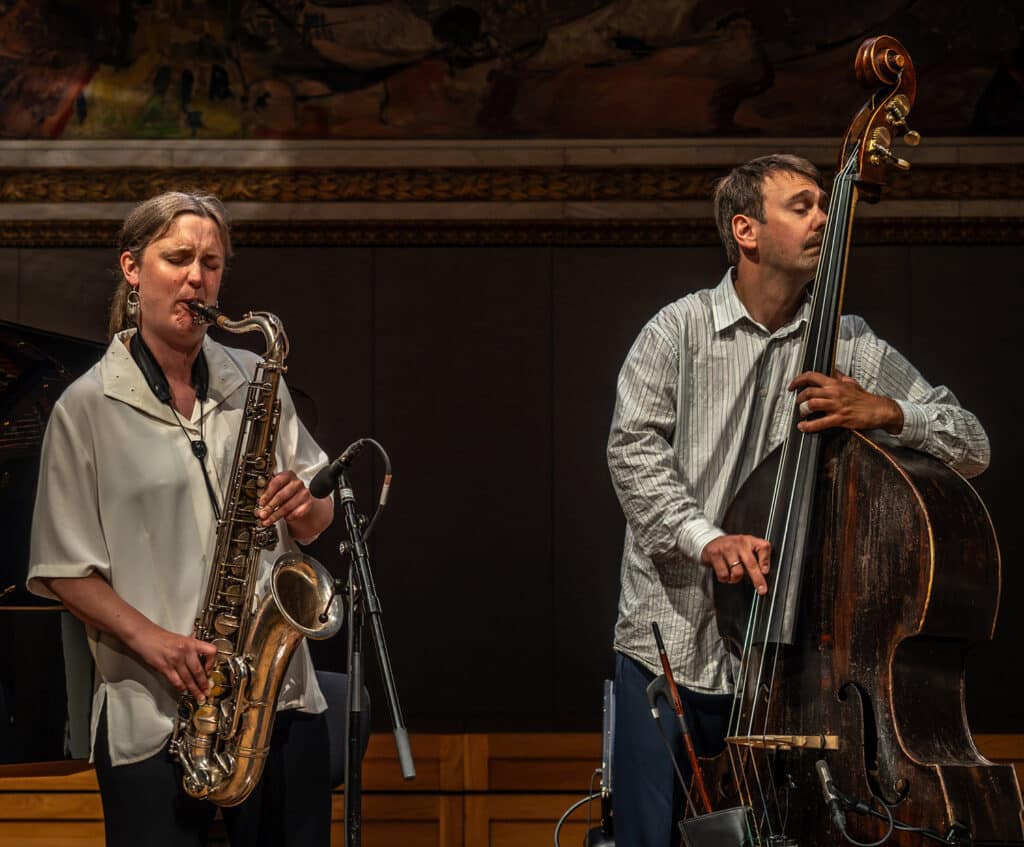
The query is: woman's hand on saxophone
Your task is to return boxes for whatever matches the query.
[43,572,218,701]
[127,623,218,702]
[256,470,334,543]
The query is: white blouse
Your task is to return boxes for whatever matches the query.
[27,329,330,766]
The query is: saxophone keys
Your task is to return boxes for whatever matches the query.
[211,637,234,659]
[208,669,228,699]
[254,526,278,548]
[193,704,219,736]
[214,612,240,636]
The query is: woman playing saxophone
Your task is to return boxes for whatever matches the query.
[26,191,336,847]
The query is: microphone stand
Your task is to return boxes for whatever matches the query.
[334,465,415,847]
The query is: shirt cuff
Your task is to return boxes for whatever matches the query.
[678,519,725,562]
[893,399,928,449]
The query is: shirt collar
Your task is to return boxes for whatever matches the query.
[710,269,748,333]
[101,329,247,422]
[710,268,812,338]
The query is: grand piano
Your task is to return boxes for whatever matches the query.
[0,321,103,772]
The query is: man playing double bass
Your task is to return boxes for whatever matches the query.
[606,153,989,846]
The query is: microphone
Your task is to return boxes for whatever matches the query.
[310,439,367,499]
[816,759,847,834]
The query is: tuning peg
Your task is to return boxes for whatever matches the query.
[885,94,921,147]
[868,125,912,171]
[868,141,911,171]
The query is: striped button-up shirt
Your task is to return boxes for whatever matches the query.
[608,271,990,693]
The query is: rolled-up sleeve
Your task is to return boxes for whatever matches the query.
[27,401,111,600]
[607,320,723,563]
[843,316,990,478]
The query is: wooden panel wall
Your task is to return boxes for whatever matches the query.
[1,733,1020,846]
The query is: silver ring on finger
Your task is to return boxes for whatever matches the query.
[728,560,743,570]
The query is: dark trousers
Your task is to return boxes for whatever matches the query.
[612,652,732,847]
[94,705,332,847]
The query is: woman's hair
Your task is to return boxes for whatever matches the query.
[108,191,233,340]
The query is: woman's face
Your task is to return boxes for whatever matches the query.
[121,213,225,351]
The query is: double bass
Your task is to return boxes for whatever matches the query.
[710,37,1024,846]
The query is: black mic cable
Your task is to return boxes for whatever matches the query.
[310,438,392,542]
[817,759,896,847]
[830,778,963,847]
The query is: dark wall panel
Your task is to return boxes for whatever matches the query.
[218,248,376,680]
[906,246,1023,733]
[842,245,914,355]
[371,248,553,728]
[2,240,1018,735]
[550,246,723,722]
[6,248,112,341]
[223,247,375,454]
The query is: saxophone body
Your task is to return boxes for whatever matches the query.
[170,303,342,807]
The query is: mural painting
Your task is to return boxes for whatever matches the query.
[0,0,1021,139]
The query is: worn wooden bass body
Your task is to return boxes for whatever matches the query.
[717,431,1022,843]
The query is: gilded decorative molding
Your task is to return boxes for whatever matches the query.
[1,165,1023,204]
[1,218,1019,248]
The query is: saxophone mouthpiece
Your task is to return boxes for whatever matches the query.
[188,301,224,327]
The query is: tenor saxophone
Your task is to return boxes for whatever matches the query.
[169,302,343,807]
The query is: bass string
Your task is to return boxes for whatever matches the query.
[749,160,858,739]
[728,157,860,833]
[746,157,858,735]
[750,167,858,829]
[732,171,844,736]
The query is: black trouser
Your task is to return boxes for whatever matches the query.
[612,652,732,847]
[94,705,332,847]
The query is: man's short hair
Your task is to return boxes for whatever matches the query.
[713,154,822,265]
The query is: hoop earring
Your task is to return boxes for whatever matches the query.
[126,287,140,324]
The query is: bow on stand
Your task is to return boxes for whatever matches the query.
[688,35,1024,847]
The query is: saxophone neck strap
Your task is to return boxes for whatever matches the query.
[129,330,209,403]
[129,331,220,520]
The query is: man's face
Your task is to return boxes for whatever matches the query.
[750,171,828,279]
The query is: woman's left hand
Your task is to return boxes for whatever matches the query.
[257,470,313,527]
[257,470,333,540]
